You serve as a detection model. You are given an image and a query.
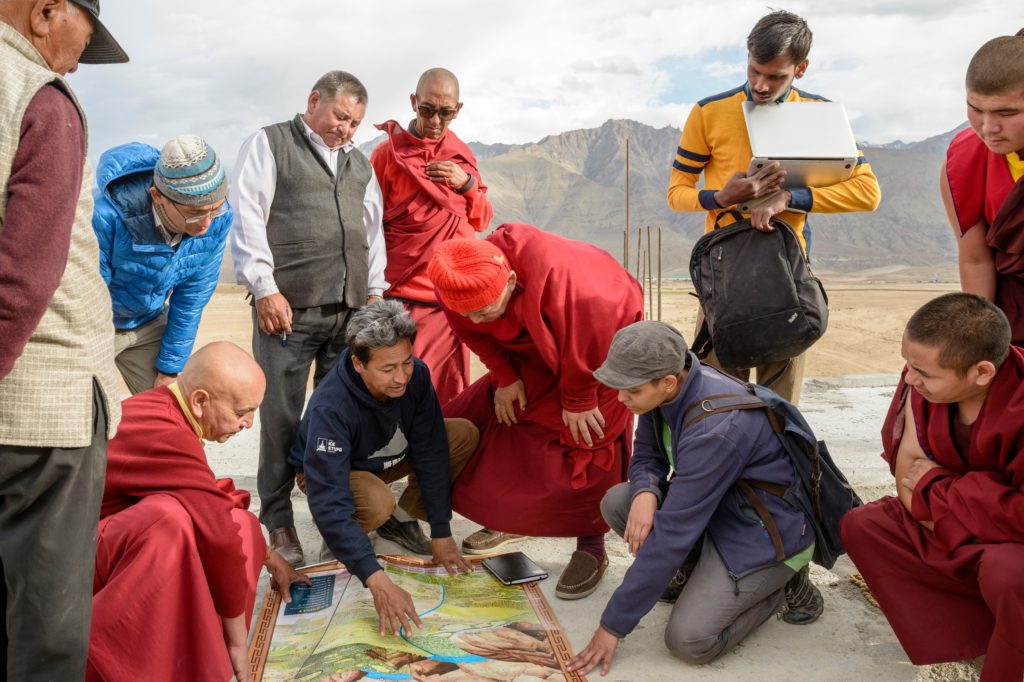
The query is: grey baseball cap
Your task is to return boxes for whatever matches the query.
[594,321,689,389]
[70,0,129,65]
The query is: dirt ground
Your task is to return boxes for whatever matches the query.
[195,278,958,381]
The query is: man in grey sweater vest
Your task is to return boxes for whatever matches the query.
[230,70,388,565]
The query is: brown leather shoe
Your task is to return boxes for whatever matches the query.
[461,528,527,555]
[555,550,608,600]
[270,527,304,567]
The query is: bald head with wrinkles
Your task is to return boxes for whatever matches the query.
[178,342,265,443]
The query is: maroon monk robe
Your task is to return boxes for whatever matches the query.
[946,129,1024,343]
[87,387,265,682]
[441,224,644,536]
[371,120,493,405]
[840,346,1024,681]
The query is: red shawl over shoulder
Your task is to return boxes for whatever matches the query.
[370,120,492,303]
[946,129,1024,342]
[101,386,251,617]
[881,345,1024,552]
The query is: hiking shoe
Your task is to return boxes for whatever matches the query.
[377,516,432,556]
[782,565,824,625]
[658,566,691,604]
[555,551,608,600]
[270,527,304,567]
[461,528,527,555]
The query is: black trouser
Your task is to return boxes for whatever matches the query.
[0,380,108,681]
[253,303,353,531]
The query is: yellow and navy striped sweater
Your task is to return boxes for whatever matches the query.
[667,84,881,255]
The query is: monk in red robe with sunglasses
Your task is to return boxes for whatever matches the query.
[370,68,493,406]
[840,293,1024,681]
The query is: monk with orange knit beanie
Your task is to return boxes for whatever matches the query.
[428,223,644,600]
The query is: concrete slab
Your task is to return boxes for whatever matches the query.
[208,374,981,681]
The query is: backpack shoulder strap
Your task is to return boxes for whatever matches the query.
[682,393,767,430]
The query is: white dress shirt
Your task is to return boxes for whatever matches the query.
[229,117,388,300]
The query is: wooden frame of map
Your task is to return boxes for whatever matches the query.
[248,555,586,681]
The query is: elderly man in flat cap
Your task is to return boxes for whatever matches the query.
[93,134,233,394]
[0,0,127,678]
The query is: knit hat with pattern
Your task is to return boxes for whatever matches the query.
[427,238,511,313]
[153,135,228,207]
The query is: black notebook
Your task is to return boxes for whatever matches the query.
[482,552,548,585]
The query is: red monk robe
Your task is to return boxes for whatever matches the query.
[87,386,264,682]
[370,120,493,405]
[840,346,1024,681]
[440,224,644,536]
[946,129,1024,344]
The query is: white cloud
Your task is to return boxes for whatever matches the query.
[69,0,1022,166]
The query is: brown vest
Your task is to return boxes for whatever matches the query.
[0,23,121,446]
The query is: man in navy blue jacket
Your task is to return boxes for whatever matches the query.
[570,321,823,676]
[290,300,476,635]
[93,134,231,394]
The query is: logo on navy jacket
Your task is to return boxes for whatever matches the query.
[316,437,342,454]
[371,427,409,469]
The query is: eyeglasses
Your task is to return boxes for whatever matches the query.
[416,104,458,122]
[172,202,228,225]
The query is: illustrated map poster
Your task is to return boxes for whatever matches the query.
[248,556,585,681]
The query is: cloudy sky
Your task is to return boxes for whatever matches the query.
[71,1,1020,166]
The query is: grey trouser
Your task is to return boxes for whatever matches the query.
[601,483,794,664]
[0,380,108,681]
[114,311,167,395]
[253,303,352,531]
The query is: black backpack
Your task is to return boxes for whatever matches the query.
[689,213,829,371]
[677,379,861,569]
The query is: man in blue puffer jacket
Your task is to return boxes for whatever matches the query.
[93,135,232,394]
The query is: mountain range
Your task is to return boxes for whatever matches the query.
[218,118,969,284]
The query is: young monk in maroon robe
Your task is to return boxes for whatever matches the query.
[371,67,493,406]
[87,343,308,682]
[427,224,644,599]
[840,293,1024,681]
[941,31,1024,344]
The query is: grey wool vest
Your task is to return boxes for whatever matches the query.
[263,115,372,309]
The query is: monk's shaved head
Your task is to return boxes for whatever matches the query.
[416,67,460,100]
[179,342,265,442]
[905,293,1011,375]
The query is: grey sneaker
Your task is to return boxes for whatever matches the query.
[377,516,432,555]
[782,565,824,625]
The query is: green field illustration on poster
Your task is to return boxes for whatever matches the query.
[248,556,584,681]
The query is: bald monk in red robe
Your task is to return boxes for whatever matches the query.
[840,293,1024,681]
[371,67,493,406]
[427,224,644,599]
[88,343,308,682]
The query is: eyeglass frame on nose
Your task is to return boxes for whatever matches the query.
[170,200,229,225]
[416,103,458,122]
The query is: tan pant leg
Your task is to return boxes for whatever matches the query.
[113,314,167,395]
[347,471,398,533]
[397,418,480,521]
[755,353,806,405]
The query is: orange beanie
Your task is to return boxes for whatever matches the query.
[427,238,511,313]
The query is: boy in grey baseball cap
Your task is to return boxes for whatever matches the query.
[572,320,823,676]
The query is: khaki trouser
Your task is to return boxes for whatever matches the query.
[349,419,479,532]
[113,313,167,395]
[694,307,806,405]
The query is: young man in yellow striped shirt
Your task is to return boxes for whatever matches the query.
[668,10,881,404]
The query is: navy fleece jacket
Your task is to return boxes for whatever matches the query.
[289,350,452,583]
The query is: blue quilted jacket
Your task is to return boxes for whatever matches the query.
[93,142,232,375]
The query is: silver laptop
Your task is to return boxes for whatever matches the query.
[742,100,859,193]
